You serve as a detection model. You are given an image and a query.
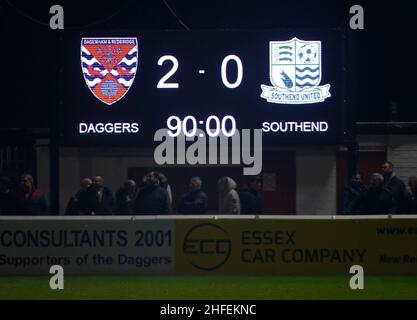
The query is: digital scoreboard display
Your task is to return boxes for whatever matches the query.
[60,30,344,146]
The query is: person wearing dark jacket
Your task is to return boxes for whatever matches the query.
[80,176,115,215]
[178,177,207,214]
[361,173,387,214]
[240,175,263,215]
[115,180,137,215]
[15,174,48,215]
[381,161,406,214]
[65,178,92,215]
[340,173,366,214]
[134,171,169,214]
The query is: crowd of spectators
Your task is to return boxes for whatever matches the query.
[0,171,263,215]
[63,172,263,215]
[2,161,415,216]
[340,161,417,214]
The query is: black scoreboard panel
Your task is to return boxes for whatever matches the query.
[60,29,344,147]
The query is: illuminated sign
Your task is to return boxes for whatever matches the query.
[81,38,138,105]
[261,38,331,104]
[79,122,139,134]
[61,30,343,146]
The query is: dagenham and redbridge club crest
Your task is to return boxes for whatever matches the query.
[81,38,138,105]
[261,37,331,104]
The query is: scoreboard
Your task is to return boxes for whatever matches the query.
[60,29,344,146]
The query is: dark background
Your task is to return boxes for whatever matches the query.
[0,0,415,132]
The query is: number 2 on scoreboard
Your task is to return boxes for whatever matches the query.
[156,55,243,89]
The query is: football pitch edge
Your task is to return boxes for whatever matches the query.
[0,275,416,300]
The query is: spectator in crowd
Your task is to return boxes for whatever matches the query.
[134,171,169,214]
[0,177,17,215]
[340,173,366,214]
[15,174,48,215]
[381,161,406,214]
[156,172,173,213]
[240,175,263,215]
[65,178,92,215]
[403,176,417,214]
[218,176,240,214]
[115,179,137,215]
[361,173,389,214]
[178,177,208,214]
[81,176,115,215]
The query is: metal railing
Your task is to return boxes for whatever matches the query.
[1,214,416,220]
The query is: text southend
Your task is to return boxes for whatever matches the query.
[262,121,328,132]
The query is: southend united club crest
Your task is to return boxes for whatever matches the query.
[261,38,331,104]
[81,38,138,105]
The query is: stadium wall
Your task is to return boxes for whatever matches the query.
[357,134,417,181]
[295,147,337,214]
